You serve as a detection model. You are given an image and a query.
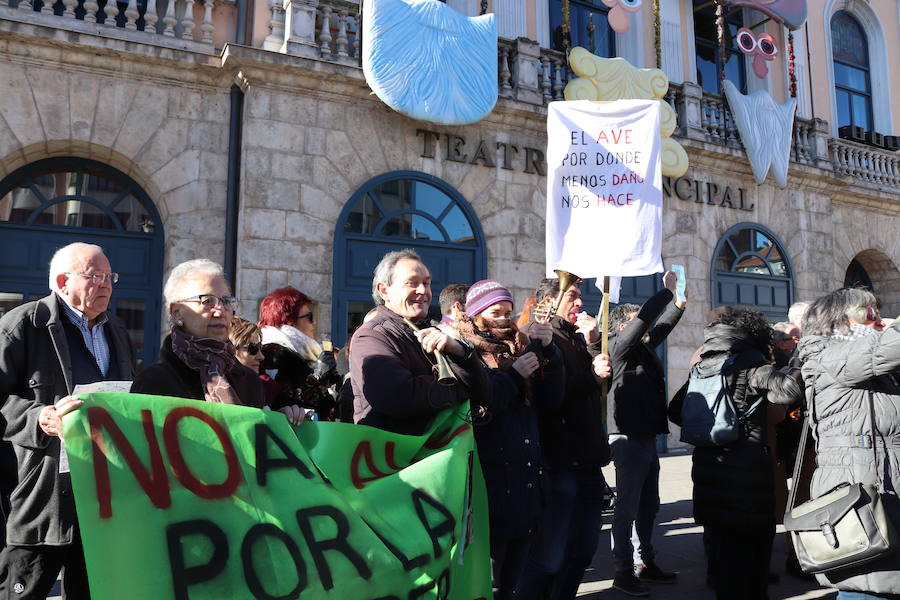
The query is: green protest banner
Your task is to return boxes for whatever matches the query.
[62,393,492,600]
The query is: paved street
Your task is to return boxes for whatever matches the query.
[578,450,835,599]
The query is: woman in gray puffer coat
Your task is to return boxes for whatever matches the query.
[797,288,900,599]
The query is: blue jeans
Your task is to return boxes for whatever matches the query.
[609,435,660,571]
[512,470,606,600]
[837,593,900,599]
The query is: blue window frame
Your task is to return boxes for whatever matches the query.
[831,11,873,131]
[332,171,486,346]
[711,223,793,321]
[693,0,748,94]
[0,158,165,367]
[549,0,615,57]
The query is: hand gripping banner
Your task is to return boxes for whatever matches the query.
[62,393,492,600]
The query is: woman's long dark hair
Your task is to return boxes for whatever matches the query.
[708,307,773,357]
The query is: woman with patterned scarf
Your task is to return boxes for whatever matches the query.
[131,260,305,424]
[455,279,564,600]
[797,288,900,599]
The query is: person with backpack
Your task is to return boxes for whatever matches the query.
[670,307,804,600]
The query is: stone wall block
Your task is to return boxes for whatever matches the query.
[491,260,543,296]
[90,81,139,149]
[487,235,516,261]
[168,89,204,121]
[326,129,365,178]
[200,151,228,184]
[343,107,389,176]
[271,152,312,180]
[271,92,318,126]
[27,67,71,142]
[244,208,288,239]
[164,181,206,215]
[153,149,201,193]
[266,270,289,291]
[115,85,170,158]
[169,238,226,272]
[305,127,327,156]
[246,91,270,122]
[245,118,305,154]
[165,207,225,240]
[136,119,190,175]
[285,212,332,244]
[256,178,301,211]
[67,75,101,143]
[0,117,25,169]
[480,211,520,237]
[516,234,543,263]
[300,183,342,222]
[201,94,230,123]
[316,101,351,130]
[237,267,267,312]
[188,121,227,152]
[1,63,44,147]
[518,211,544,237]
[242,148,272,180]
[243,238,302,271]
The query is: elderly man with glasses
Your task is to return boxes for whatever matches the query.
[0,242,136,599]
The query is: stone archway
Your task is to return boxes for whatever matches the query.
[847,249,900,315]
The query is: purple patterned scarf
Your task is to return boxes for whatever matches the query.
[170,327,241,405]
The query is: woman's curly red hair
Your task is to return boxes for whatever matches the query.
[258,287,313,328]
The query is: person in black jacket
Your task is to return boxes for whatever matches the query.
[670,307,803,600]
[513,277,612,600]
[602,271,685,595]
[455,280,563,600]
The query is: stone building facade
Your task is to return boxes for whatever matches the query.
[2,0,900,445]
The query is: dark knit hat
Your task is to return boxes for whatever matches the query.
[466,280,514,317]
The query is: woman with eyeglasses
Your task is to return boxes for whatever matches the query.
[130,259,269,410]
[258,286,338,419]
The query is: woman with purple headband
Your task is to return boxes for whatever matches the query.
[454,279,564,600]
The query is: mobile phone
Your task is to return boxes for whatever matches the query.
[671,264,686,303]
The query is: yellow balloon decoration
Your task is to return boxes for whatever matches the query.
[564,46,689,178]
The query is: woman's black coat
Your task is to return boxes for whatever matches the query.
[671,325,803,529]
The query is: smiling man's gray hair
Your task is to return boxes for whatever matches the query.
[371,249,424,305]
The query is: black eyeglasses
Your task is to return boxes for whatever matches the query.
[296,312,314,322]
[239,342,262,354]
[176,294,239,312]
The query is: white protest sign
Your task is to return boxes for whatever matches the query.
[545,99,664,298]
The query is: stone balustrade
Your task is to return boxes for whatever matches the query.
[831,138,900,188]
[3,0,217,46]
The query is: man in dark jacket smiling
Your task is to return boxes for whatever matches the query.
[351,249,488,436]
[604,270,685,596]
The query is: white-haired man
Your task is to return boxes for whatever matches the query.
[350,249,488,435]
[0,242,135,599]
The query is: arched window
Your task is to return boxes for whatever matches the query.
[711,223,793,321]
[332,171,486,345]
[844,258,874,291]
[0,158,165,365]
[831,11,873,131]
